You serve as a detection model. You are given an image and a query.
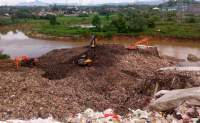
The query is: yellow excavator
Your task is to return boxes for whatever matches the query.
[76,35,96,66]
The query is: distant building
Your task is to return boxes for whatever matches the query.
[4,13,10,17]
[153,7,160,10]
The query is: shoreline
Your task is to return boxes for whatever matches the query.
[27,31,200,43]
[1,24,200,42]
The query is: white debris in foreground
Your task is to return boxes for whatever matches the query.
[158,67,200,72]
[0,117,61,123]
[0,108,200,123]
[66,108,200,123]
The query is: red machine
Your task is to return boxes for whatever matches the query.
[15,55,38,70]
[126,37,149,50]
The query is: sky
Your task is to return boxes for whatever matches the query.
[0,0,136,5]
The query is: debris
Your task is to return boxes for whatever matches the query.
[136,45,160,57]
[187,54,200,62]
[66,108,121,123]
[1,44,199,121]
[149,87,200,111]
[66,108,199,123]
[158,66,200,72]
[0,117,61,123]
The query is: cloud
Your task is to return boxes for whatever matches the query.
[0,0,134,5]
[0,0,33,5]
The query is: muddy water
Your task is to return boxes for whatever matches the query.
[0,31,200,66]
[0,31,86,58]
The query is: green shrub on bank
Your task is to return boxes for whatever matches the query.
[0,52,10,59]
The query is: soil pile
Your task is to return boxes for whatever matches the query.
[0,60,16,71]
[0,44,200,121]
[38,45,129,80]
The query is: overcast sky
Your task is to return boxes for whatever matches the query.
[0,0,136,5]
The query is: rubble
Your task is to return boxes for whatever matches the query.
[158,67,200,72]
[187,54,200,62]
[0,44,200,121]
[0,117,60,123]
[149,87,200,111]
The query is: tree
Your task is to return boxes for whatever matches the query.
[147,18,156,28]
[185,15,196,23]
[14,9,33,19]
[110,14,127,33]
[92,15,101,31]
[126,13,147,32]
[48,15,57,25]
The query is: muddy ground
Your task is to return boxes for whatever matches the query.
[0,44,200,122]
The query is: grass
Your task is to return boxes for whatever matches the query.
[35,15,200,38]
[30,15,115,37]
[1,14,200,39]
[144,22,200,39]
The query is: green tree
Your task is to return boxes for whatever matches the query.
[92,14,101,31]
[147,18,156,28]
[14,9,33,19]
[48,15,57,25]
[110,14,127,33]
[185,15,196,23]
[126,15,147,32]
[0,51,10,59]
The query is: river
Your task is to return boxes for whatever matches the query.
[0,30,200,66]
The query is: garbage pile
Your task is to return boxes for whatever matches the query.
[1,44,200,121]
[66,88,200,123]
[0,117,60,123]
[66,107,200,123]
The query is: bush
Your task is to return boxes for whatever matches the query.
[0,52,10,59]
[48,15,57,25]
[92,14,101,31]
[127,16,147,32]
[147,18,156,28]
[78,13,89,17]
[185,16,196,23]
[110,14,127,33]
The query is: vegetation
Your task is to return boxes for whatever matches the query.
[0,4,200,39]
[48,15,58,25]
[92,14,101,31]
[0,52,10,59]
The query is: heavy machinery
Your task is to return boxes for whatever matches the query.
[126,37,149,50]
[75,35,96,66]
[15,55,38,70]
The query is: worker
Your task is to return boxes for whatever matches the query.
[15,55,38,70]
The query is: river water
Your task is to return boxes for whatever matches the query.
[0,31,86,58]
[0,31,200,66]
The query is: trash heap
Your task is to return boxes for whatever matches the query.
[66,107,200,123]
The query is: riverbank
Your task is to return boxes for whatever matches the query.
[1,16,200,42]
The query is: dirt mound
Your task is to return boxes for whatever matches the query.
[38,45,128,80]
[0,60,16,71]
[0,44,199,121]
[36,44,178,113]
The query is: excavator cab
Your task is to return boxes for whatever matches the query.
[127,37,149,50]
